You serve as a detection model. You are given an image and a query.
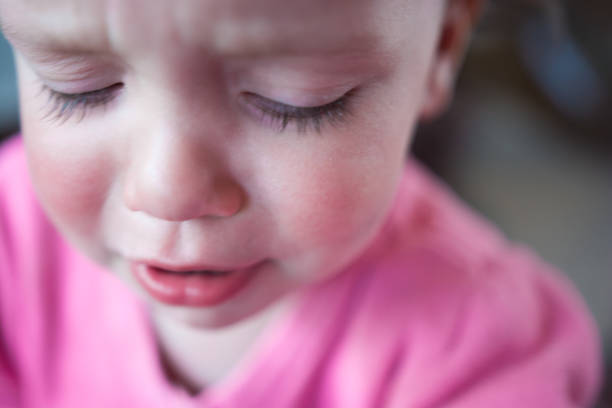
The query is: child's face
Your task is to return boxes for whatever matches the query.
[1,0,455,327]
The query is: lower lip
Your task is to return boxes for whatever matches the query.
[131,261,264,307]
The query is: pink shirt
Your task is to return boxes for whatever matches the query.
[0,136,601,407]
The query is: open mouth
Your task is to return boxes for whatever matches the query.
[131,260,265,307]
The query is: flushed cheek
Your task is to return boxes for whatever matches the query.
[275,154,402,274]
[31,154,111,229]
[22,128,115,254]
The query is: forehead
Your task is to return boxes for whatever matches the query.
[0,0,421,57]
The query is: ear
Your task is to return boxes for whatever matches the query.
[419,0,485,121]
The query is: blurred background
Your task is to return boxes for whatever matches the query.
[0,0,610,405]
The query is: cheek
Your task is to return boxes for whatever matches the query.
[26,144,113,233]
[269,152,403,285]
[266,130,407,262]
[20,89,114,239]
[290,124,412,250]
[289,159,399,245]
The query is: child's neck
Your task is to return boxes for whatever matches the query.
[150,297,296,396]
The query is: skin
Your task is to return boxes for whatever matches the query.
[0,0,480,393]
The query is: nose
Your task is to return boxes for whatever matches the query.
[122,135,245,221]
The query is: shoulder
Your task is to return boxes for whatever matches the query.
[0,135,67,358]
[335,157,602,406]
[0,136,34,399]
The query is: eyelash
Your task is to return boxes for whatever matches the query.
[42,83,124,123]
[41,84,354,133]
[241,91,354,134]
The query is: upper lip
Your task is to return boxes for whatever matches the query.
[132,258,265,273]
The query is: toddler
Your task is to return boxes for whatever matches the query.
[0,0,602,406]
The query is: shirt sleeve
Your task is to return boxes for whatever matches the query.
[384,249,601,408]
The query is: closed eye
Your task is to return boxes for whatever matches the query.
[40,82,355,132]
[42,83,124,122]
[240,89,355,134]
